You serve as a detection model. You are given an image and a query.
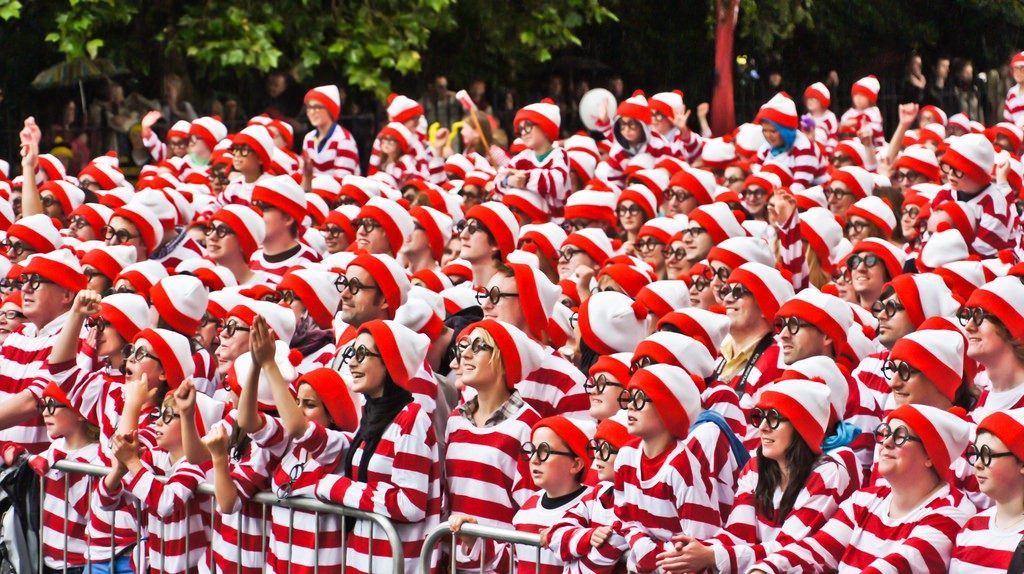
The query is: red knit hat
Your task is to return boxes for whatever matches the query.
[39,180,85,215]
[356,196,414,254]
[595,261,655,298]
[851,75,880,104]
[507,263,561,342]
[890,330,964,402]
[78,163,125,190]
[636,280,690,319]
[707,236,775,271]
[941,133,994,184]
[532,416,597,467]
[595,411,632,449]
[340,175,382,206]
[151,275,208,335]
[112,203,164,255]
[519,222,567,266]
[355,319,429,392]
[688,202,748,244]
[754,92,799,129]
[977,409,1024,462]
[190,116,227,149]
[22,250,85,292]
[589,353,633,388]
[649,90,684,121]
[8,214,63,254]
[464,202,520,259]
[964,276,1024,341]
[846,196,896,236]
[378,122,417,155]
[513,99,561,141]
[830,166,875,200]
[886,404,970,483]
[233,125,276,169]
[804,82,831,108]
[578,291,650,355]
[409,205,453,262]
[848,238,906,280]
[564,191,617,228]
[756,380,831,454]
[304,85,341,120]
[728,262,795,321]
[297,368,358,431]
[885,273,960,327]
[616,90,652,125]
[669,167,717,206]
[892,145,941,182]
[115,260,167,298]
[655,307,730,358]
[134,328,195,390]
[628,364,703,439]
[633,331,715,379]
[98,292,150,342]
[253,174,307,225]
[346,254,410,319]
[386,93,424,123]
[279,269,341,329]
[562,228,615,266]
[463,319,546,389]
[212,205,266,259]
[777,356,848,425]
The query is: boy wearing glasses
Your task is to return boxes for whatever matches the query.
[615,364,720,572]
[248,174,322,283]
[498,100,570,218]
[301,84,359,182]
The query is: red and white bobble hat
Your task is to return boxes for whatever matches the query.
[756,380,831,454]
[707,236,775,271]
[589,352,633,387]
[833,139,870,168]
[804,82,831,108]
[918,123,946,147]
[670,166,717,206]
[356,196,414,254]
[69,203,114,235]
[151,275,209,335]
[655,307,730,358]
[22,250,85,292]
[464,201,520,259]
[616,90,652,125]
[176,259,238,291]
[564,133,600,160]
[846,195,897,236]
[734,123,768,156]
[635,331,715,379]
[942,133,995,184]
[278,268,342,330]
[112,202,165,256]
[849,238,906,279]
[562,228,615,266]
[35,154,67,183]
[965,275,1024,341]
[688,202,748,244]
[754,92,799,129]
[935,260,989,304]
[97,186,134,209]
[98,293,150,342]
[340,175,382,206]
[305,85,341,120]
[378,122,417,155]
[233,124,276,169]
[852,75,880,104]
[297,368,359,431]
[386,93,424,123]
[579,290,651,355]
[192,393,230,436]
[503,188,550,223]
[190,116,228,149]
[778,356,848,424]
[304,193,330,227]
[252,174,308,225]
[519,222,567,265]
[977,408,1024,462]
[311,175,342,205]
[728,262,796,321]
[935,200,979,246]
[568,149,598,182]
[886,404,970,483]
[228,300,297,344]
[636,280,690,319]
[513,99,561,141]
[700,138,737,172]
[638,216,684,246]
[989,122,1023,152]
[411,268,453,293]
[212,205,267,259]
[409,206,454,262]
[948,113,972,134]
[444,154,476,181]
[346,253,410,319]
[629,169,671,198]
[886,273,960,327]
[7,214,63,254]
[133,328,195,390]
[354,320,429,391]
[81,244,137,281]
[918,228,972,272]
[464,319,546,389]
[777,287,853,345]
[532,416,598,466]
[920,105,948,126]
[564,190,618,228]
[890,330,964,402]
[798,207,844,273]
[39,180,85,215]
[507,262,561,342]
[618,184,659,219]
[831,166,876,200]
[596,259,656,298]
[650,90,685,121]
[227,341,297,411]
[78,162,126,190]
[595,410,632,449]
[628,364,703,439]
[115,260,167,297]
[794,185,828,211]
[892,145,941,182]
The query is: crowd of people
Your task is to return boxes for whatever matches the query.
[3,49,1024,574]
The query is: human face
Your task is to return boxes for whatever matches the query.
[441,236,461,268]
[845,215,873,243]
[0,302,26,343]
[721,281,762,331]
[1,237,36,265]
[650,110,673,136]
[232,145,262,175]
[665,240,688,279]
[886,360,947,408]
[188,136,211,162]
[761,122,782,148]
[204,219,242,262]
[459,219,497,263]
[259,203,295,242]
[875,419,931,481]
[776,316,828,364]
[460,122,479,147]
[682,224,712,262]
[557,247,597,281]
[39,191,65,220]
[826,182,856,217]
[636,236,665,270]
[616,201,645,233]
[623,388,662,438]
[972,432,1024,501]
[591,443,618,482]
[68,213,97,241]
[723,166,746,193]
[707,262,732,304]
[93,316,127,359]
[741,186,769,216]
[457,329,501,389]
[379,136,400,160]
[618,118,644,145]
[754,408,795,461]
[124,341,166,387]
[663,187,698,217]
[874,294,913,349]
[401,224,431,258]
[41,398,81,439]
[154,404,182,450]
[848,252,887,304]
[852,94,871,110]
[287,383,329,430]
[527,426,583,492]
[942,161,987,194]
[688,271,716,309]
[347,334,386,399]
[339,266,386,326]
[305,101,331,129]
[215,316,251,376]
[964,310,1010,365]
[459,185,485,209]
[893,169,929,193]
[481,273,525,329]
[21,277,71,328]
[196,314,220,352]
[105,216,146,261]
[585,373,625,420]
[899,204,922,239]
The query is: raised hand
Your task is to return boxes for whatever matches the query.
[141,110,162,132]
[201,424,230,460]
[250,316,275,367]
[173,378,197,415]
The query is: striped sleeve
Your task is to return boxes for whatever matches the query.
[774,208,807,290]
[143,129,167,162]
[125,458,205,518]
[1005,85,1024,126]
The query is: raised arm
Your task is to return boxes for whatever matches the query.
[49,290,100,367]
[19,117,43,218]
[252,316,306,437]
[174,379,209,465]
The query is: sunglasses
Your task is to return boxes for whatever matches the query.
[891,170,923,182]
[740,188,767,200]
[718,283,750,301]
[462,219,488,237]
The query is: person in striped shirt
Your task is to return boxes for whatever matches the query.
[1003,51,1024,127]
[951,408,1024,572]
[657,380,850,573]
[301,85,360,180]
[248,175,322,283]
[749,404,976,574]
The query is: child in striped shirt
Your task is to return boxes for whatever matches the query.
[950,408,1024,573]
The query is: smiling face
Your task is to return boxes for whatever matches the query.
[757,416,795,461]
[481,273,526,329]
[348,333,387,399]
[204,218,244,263]
[339,266,387,326]
[888,364,949,408]
[214,316,251,376]
[587,372,624,420]
[973,431,1024,501]
[458,328,503,390]
[964,313,1013,366]
[876,293,914,349]
[876,418,933,481]
[682,225,712,262]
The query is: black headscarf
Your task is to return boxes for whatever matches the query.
[343,376,412,483]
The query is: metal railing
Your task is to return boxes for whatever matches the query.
[420,521,543,574]
[41,459,405,574]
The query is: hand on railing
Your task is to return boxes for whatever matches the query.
[448,513,479,549]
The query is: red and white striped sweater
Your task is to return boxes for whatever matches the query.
[519,351,591,420]
[36,440,103,569]
[931,183,1015,257]
[840,106,885,148]
[756,132,828,192]
[248,243,323,284]
[1005,84,1024,127]
[547,482,628,573]
[497,148,572,218]
[303,124,360,179]
[950,506,1024,573]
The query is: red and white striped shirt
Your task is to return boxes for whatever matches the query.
[852,350,891,413]
[507,487,591,574]
[205,175,272,217]
[1005,84,1024,127]
[547,482,628,574]
[303,124,360,179]
[520,351,591,420]
[931,183,1015,257]
[613,437,721,573]
[705,454,852,573]
[662,127,703,163]
[840,106,885,147]
[751,483,975,574]
[0,314,86,453]
[36,440,103,569]
[445,399,539,570]
[497,148,572,218]
[315,401,442,574]
[970,383,1024,424]
[950,506,1024,573]
[369,154,423,185]
[248,243,322,284]
[756,132,828,192]
[811,110,839,154]
[686,414,744,519]
[601,130,677,188]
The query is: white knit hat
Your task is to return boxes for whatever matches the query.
[579,290,651,355]
[133,327,195,389]
[464,201,521,259]
[852,75,880,103]
[228,341,298,411]
[728,262,796,321]
[707,236,774,270]
[278,268,341,329]
[190,116,228,149]
[618,184,659,219]
[151,275,208,334]
[386,93,424,123]
[755,93,799,129]
[8,213,63,254]
[942,133,995,183]
[340,175,382,205]
[252,174,308,225]
[465,319,547,389]
[779,356,848,423]
[688,202,747,243]
[756,379,831,453]
[562,228,615,266]
[649,90,684,120]
[98,292,151,342]
[228,299,297,344]
[965,275,1024,341]
[634,331,715,379]
[638,216,684,245]
[799,207,845,272]
[115,260,168,297]
[831,166,875,200]
[917,229,971,272]
[304,85,341,119]
[352,320,430,392]
[514,99,561,141]
[636,280,690,318]
[892,144,941,182]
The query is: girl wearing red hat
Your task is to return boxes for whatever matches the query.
[950,408,1024,572]
[961,276,1024,422]
[370,122,424,185]
[301,85,360,181]
[754,93,827,192]
[749,404,975,574]
[0,291,25,344]
[660,380,851,574]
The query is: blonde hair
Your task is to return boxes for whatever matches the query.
[805,248,831,289]
[471,327,506,386]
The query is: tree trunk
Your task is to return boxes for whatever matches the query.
[711,0,739,136]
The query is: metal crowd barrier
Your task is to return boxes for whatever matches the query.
[43,459,405,574]
[420,521,543,574]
